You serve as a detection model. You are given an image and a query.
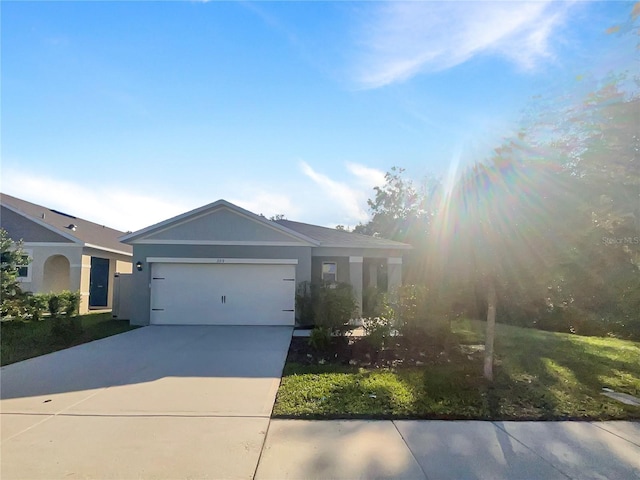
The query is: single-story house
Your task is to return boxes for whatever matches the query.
[0,193,133,313]
[120,199,411,326]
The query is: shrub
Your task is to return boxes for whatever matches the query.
[295,281,315,326]
[392,284,428,336]
[0,292,29,319]
[362,316,393,351]
[313,282,357,335]
[26,293,48,321]
[308,326,332,351]
[298,281,357,352]
[47,295,62,318]
[60,291,81,318]
[38,291,81,320]
[390,284,452,349]
[363,287,397,318]
[296,281,357,334]
[362,286,381,318]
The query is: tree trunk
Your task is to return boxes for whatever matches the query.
[484,279,497,381]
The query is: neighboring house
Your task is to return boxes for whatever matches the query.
[120,199,411,326]
[0,193,133,313]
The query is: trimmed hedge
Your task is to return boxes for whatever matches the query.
[3,290,82,321]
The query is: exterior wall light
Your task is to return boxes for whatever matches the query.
[136,261,143,271]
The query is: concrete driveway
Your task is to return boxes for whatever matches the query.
[1,325,293,479]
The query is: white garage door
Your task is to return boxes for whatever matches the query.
[150,262,296,325]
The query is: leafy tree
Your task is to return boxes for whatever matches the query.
[445,82,639,373]
[355,167,441,282]
[535,90,640,337]
[355,167,436,241]
[358,3,640,359]
[1,229,29,318]
[441,3,640,367]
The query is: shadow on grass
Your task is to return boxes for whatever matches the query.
[276,321,640,420]
[466,320,640,420]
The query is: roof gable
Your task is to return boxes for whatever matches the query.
[121,200,318,246]
[0,193,132,255]
[1,206,74,243]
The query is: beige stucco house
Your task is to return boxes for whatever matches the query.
[1,193,133,313]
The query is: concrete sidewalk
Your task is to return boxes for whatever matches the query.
[255,420,640,480]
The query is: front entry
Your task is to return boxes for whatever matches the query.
[89,257,110,308]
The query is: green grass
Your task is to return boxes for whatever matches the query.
[273,320,640,420]
[1,312,139,366]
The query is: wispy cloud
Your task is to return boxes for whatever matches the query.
[1,168,191,232]
[300,161,385,225]
[2,167,304,232]
[3,162,385,233]
[229,188,301,220]
[354,1,575,89]
[346,162,386,189]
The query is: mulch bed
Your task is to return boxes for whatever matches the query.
[287,334,483,369]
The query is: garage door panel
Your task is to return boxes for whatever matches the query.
[150,263,295,326]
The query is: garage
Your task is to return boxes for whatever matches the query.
[149,259,296,326]
[120,200,408,326]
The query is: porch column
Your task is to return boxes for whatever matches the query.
[349,256,363,317]
[78,255,92,314]
[387,257,403,298]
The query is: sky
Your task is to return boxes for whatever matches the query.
[1,1,635,232]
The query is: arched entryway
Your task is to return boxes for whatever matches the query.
[43,255,71,292]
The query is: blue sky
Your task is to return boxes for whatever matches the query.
[1,1,634,231]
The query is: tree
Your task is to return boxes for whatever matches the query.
[1,229,29,318]
[436,126,585,378]
[440,3,640,373]
[355,167,436,241]
[355,167,442,282]
[531,90,640,337]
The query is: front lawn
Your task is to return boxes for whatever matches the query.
[1,312,139,366]
[273,320,640,420]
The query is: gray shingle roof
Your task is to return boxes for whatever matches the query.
[0,193,132,255]
[275,219,411,249]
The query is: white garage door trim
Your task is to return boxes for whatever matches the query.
[149,259,297,326]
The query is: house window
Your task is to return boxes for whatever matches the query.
[2,249,32,283]
[17,262,29,278]
[17,251,32,282]
[322,262,337,282]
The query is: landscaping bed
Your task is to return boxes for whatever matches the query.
[273,320,640,420]
[286,333,476,368]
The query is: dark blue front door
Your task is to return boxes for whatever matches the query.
[89,257,109,308]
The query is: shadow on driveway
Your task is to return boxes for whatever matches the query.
[0,326,293,416]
